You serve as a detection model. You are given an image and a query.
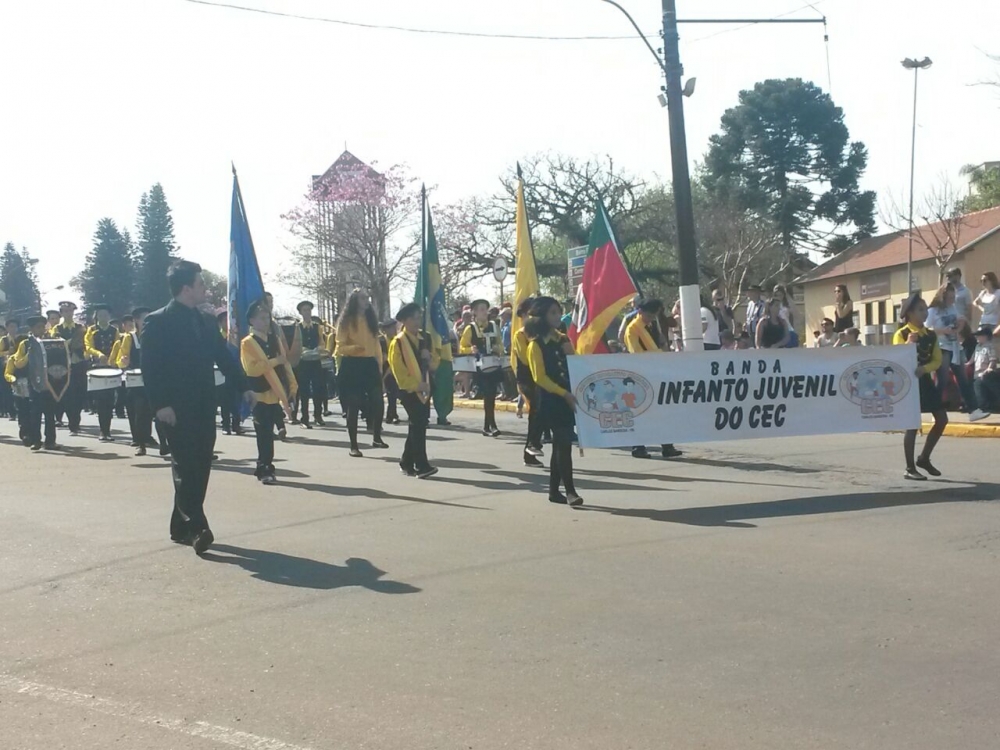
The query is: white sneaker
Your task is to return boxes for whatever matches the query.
[969,409,990,422]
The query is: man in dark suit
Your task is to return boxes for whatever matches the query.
[141,260,253,555]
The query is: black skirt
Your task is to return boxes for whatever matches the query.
[538,389,575,431]
[918,373,942,413]
[337,356,380,404]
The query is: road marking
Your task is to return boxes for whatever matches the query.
[0,674,316,750]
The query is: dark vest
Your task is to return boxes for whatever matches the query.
[89,325,119,356]
[469,321,500,355]
[299,322,320,350]
[128,332,142,369]
[401,331,433,378]
[538,334,570,392]
[248,335,290,395]
[901,325,939,368]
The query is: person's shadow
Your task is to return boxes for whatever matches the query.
[202,544,421,593]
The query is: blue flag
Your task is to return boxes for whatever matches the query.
[414,186,450,348]
[228,167,265,347]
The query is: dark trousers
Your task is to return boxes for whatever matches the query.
[94,389,115,436]
[974,372,1000,412]
[399,391,430,471]
[253,402,282,477]
[115,384,127,418]
[521,380,543,454]
[296,361,325,424]
[14,395,30,443]
[127,387,154,446]
[217,384,240,431]
[0,379,13,417]
[549,429,577,497]
[63,362,89,430]
[476,370,501,430]
[29,390,57,447]
[163,412,217,541]
[384,373,400,422]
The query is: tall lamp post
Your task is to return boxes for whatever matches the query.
[902,57,932,293]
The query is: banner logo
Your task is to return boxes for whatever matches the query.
[576,369,654,431]
[840,359,912,419]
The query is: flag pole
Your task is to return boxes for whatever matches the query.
[421,184,428,326]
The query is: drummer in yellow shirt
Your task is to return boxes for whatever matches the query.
[460,299,505,437]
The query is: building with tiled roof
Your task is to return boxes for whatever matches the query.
[797,205,1000,343]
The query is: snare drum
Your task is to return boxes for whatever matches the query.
[87,367,123,392]
[453,355,477,373]
[321,356,335,372]
[478,355,503,373]
[12,379,30,399]
[214,365,225,386]
[125,369,144,388]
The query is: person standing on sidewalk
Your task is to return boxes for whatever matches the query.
[142,260,253,555]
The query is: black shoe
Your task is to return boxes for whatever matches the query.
[315,417,326,427]
[100,434,114,443]
[437,418,451,426]
[55,420,65,427]
[549,492,567,504]
[135,446,147,457]
[261,474,277,486]
[916,457,942,477]
[192,529,215,555]
[349,447,363,458]
[30,443,42,452]
[525,445,544,457]
[632,447,651,459]
[482,428,492,437]
[277,428,287,440]
[524,454,544,468]
[69,430,79,437]
[323,410,333,417]
[147,437,159,448]
[416,466,439,479]
[170,535,193,546]
[490,428,502,438]
[129,440,139,447]
[290,417,300,425]
[222,429,232,436]
[567,492,584,507]
[234,426,245,436]
[661,445,683,459]
[372,439,389,449]
[904,467,926,481]
[302,421,313,429]
[399,464,416,477]
[44,442,57,450]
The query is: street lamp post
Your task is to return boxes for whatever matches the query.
[902,57,932,293]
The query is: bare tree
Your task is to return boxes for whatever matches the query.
[882,178,972,284]
[283,164,421,320]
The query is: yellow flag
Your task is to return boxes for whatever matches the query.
[512,168,539,335]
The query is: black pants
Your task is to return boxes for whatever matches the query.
[385,373,400,422]
[253,402,281,477]
[29,390,57,447]
[520,380,543,454]
[163,411,217,541]
[0,380,13,417]
[14,395,30,443]
[217,384,240,432]
[63,362,89,430]
[115,384,127,418]
[94,389,115,436]
[296,361,325,424]
[974,372,1000,412]
[476,370,501,431]
[549,428,577,497]
[399,391,430,471]
[127,386,154,447]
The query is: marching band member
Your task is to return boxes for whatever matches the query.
[624,300,683,460]
[116,307,166,457]
[53,301,87,435]
[388,303,439,478]
[511,297,544,468]
[0,318,19,420]
[525,297,582,507]
[380,319,401,425]
[45,310,61,335]
[335,289,387,457]
[432,327,455,426]
[894,292,948,480]
[294,301,326,428]
[19,315,59,451]
[4,332,30,443]
[84,304,120,441]
[241,300,297,484]
[111,315,132,420]
[460,298,505,437]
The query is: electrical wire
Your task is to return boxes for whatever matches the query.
[179,0,653,41]
[685,1,825,43]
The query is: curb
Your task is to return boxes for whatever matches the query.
[924,421,1000,438]
[453,398,520,414]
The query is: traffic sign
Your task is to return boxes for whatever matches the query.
[492,256,508,283]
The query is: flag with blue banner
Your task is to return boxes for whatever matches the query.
[228,165,265,348]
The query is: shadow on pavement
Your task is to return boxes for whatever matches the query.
[50,445,127,461]
[367,455,499,471]
[668,455,822,475]
[277,479,489,511]
[579,481,1000,528]
[203,544,421,592]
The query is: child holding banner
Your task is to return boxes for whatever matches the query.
[893,292,948,481]
[526,297,582,507]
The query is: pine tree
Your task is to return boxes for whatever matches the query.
[0,242,41,316]
[75,219,135,316]
[135,183,178,308]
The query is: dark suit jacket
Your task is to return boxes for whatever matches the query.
[141,300,247,419]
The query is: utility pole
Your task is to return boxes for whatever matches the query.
[661,0,702,351]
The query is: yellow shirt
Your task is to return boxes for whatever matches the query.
[527,333,570,397]
[893,323,942,375]
[510,328,530,371]
[388,330,441,393]
[624,316,660,354]
[459,320,504,356]
[4,341,27,383]
[334,320,383,367]
[240,332,298,405]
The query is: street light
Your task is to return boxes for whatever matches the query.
[902,56,932,293]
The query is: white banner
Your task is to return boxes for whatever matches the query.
[566,346,921,448]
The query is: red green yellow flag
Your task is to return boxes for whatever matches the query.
[568,200,637,354]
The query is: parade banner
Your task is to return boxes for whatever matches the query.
[567,346,921,448]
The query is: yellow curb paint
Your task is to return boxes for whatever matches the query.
[921,422,1000,438]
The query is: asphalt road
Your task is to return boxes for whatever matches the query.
[1,409,998,750]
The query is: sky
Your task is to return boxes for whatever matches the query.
[1,0,998,312]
